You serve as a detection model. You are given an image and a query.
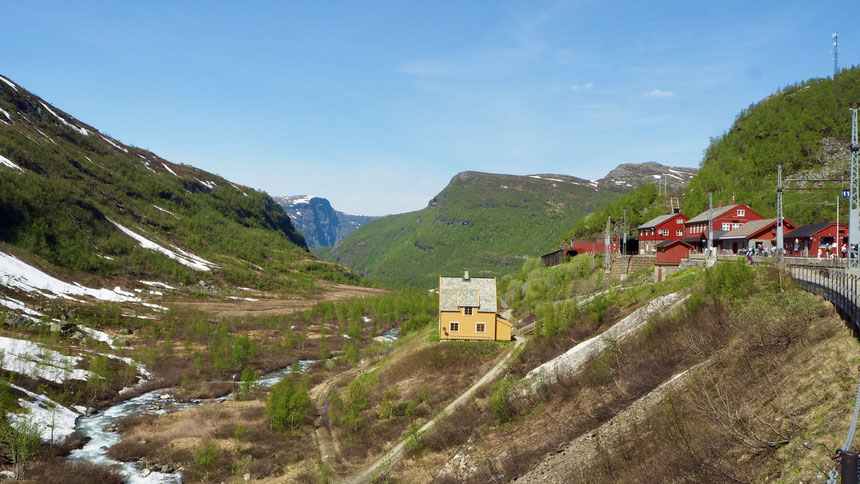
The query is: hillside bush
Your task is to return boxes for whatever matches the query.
[266,376,311,434]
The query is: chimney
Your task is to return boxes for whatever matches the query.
[730,195,735,205]
[673,207,680,214]
[463,271,470,281]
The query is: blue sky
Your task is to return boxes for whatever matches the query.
[3,1,859,215]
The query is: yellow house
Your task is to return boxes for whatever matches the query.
[439,271,512,341]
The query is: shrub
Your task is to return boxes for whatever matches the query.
[236,366,258,400]
[490,376,516,424]
[192,438,221,477]
[266,376,311,433]
[0,418,43,479]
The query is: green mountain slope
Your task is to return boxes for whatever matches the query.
[0,74,354,288]
[325,170,649,288]
[684,67,860,221]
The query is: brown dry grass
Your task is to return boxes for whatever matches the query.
[110,397,317,482]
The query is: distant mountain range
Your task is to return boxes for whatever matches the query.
[276,196,376,248]
[318,162,696,288]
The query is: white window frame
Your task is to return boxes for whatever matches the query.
[676,229,684,236]
[676,218,683,224]
[732,223,740,229]
[659,229,669,236]
[737,209,745,216]
[476,322,486,333]
[449,322,459,332]
[721,223,731,231]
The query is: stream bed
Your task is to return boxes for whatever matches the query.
[67,360,314,483]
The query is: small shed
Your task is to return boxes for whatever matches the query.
[655,239,694,265]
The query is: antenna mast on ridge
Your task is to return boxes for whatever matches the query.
[833,32,839,77]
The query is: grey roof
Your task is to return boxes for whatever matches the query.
[784,222,839,239]
[439,274,497,313]
[637,213,676,230]
[685,204,739,224]
[719,218,778,240]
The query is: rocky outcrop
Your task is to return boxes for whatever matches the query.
[276,196,376,248]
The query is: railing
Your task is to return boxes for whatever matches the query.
[789,265,860,339]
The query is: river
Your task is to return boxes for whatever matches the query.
[67,360,314,483]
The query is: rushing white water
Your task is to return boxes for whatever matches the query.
[68,360,315,483]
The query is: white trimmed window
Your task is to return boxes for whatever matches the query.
[721,223,731,231]
[732,223,740,229]
[449,322,459,332]
[476,322,486,332]
[676,219,683,224]
[737,209,745,216]
[464,307,473,315]
[676,230,684,236]
[659,229,669,236]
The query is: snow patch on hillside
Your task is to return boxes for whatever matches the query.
[0,336,91,384]
[0,107,11,122]
[0,76,18,91]
[0,154,23,172]
[38,101,89,136]
[229,182,248,197]
[101,135,128,153]
[0,252,141,302]
[161,163,178,177]
[139,281,176,290]
[195,178,217,190]
[109,220,216,272]
[152,205,175,216]
[9,385,79,443]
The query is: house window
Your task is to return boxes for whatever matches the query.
[464,307,473,315]
[737,209,745,216]
[676,219,683,224]
[659,229,669,236]
[449,322,459,332]
[721,223,731,231]
[676,229,684,236]
[476,322,486,332]
[732,223,740,229]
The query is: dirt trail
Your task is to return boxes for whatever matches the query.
[339,336,526,484]
[174,284,387,318]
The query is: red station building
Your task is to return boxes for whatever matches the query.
[685,203,764,239]
[637,212,689,254]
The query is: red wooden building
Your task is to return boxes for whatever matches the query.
[684,203,764,237]
[567,237,620,256]
[655,239,694,265]
[637,212,689,254]
[717,218,796,253]
[783,222,848,257]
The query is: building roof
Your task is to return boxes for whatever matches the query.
[637,213,676,230]
[655,239,693,249]
[439,273,497,313]
[720,218,779,240]
[784,222,843,239]
[685,204,740,224]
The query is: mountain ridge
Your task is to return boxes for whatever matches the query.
[322,162,695,288]
[0,73,366,290]
[276,195,376,248]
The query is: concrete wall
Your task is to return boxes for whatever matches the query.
[608,255,657,280]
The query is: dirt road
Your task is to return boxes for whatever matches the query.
[339,336,526,484]
[174,284,387,318]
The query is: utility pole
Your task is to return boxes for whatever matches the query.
[707,192,714,253]
[620,209,628,280]
[605,216,611,268]
[777,164,784,264]
[850,106,860,270]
